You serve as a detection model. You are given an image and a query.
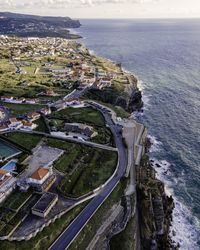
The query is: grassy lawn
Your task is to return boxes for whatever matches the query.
[0,203,86,250]
[5,132,42,151]
[47,138,118,197]
[47,138,85,174]
[51,107,105,127]
[57,149,118,197]
[49,119,64,131]
[46,138,80,151]
[54,151,79,173]
[69,180,126,250]
[2,103,44,117]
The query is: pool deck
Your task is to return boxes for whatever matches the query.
[0,139,22,162]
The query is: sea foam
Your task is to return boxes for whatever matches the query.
[151,157,200,249]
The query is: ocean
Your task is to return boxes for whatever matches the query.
[77,19,200,249]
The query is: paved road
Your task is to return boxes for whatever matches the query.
[1,130,117,152]
[49,109,127,250]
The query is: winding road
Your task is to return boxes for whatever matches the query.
[49,108,127,250]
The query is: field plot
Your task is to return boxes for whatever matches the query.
[3,103,44,117]
[51,107,105,127]
[5,133,42,151]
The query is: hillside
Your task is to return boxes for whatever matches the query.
[0,12,81,39]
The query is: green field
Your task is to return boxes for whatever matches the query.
[47,138,87,174]
[47,138,118,197]
[57,149,118,197]
[89,100,130,119]
[4,132,42,151]
[2,103,44,117]
[51,107,105,127]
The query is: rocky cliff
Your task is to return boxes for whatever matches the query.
[137,155,177,250]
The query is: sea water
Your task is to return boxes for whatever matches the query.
[78,19,200,249]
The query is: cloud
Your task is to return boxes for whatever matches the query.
[0,0,162,9]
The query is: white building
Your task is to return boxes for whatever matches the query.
[0,170,16,204]
[8,118,23,130]
[28,167,55,192]
[21,120,37,131]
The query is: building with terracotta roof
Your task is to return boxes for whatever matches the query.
[28,167,55,192]
[40,107,51,115]
[27,112,40,121]
[22,120,37,130]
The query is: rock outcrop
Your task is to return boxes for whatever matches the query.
[128,90,143,112]
[137,155,177,250]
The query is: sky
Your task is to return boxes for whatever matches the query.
[0,0,200,19]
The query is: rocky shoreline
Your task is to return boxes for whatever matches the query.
[79,44,175,249]
[136,139,178,250]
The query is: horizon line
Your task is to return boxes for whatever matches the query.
[1,11,200,20]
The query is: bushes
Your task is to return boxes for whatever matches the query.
[57,150,118,198]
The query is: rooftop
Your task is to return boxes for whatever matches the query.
[30,167,49,181]
[32,192,58,213]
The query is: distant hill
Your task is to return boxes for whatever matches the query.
[0,12,81,39]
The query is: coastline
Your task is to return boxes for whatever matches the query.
[79,42,177,249]
[0,19,199,249]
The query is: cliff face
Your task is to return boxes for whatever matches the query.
[127,89,143,112]
[85,73,143,113]
[137,155,175,250]
[115,73,143,112]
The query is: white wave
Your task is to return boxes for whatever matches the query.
[88,49,95,55]
[150,158,200,249]
[137,79,145,91]
[171,198,200,250]
[148,135,162,152]
[68,28,78,34]
[142,94,151,110]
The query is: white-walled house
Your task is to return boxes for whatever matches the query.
[28,167,55,192]
[0,170,16,204]
[8,118,23,130]
[21,120,37,130]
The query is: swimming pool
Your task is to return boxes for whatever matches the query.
[2,160,17,172]
[0,139,21,160]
